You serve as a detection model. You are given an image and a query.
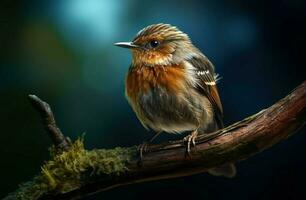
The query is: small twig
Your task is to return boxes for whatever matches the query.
[28,95,71,151]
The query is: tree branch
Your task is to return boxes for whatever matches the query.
[3,81,306,200]
[28,95,71,151]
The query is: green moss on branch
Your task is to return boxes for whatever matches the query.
[3,138,137,200]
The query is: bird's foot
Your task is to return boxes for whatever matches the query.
[137,141,149,163]
[184,129,198,154]
[137,132,162,165]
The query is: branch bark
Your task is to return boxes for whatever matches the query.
[28,95,71,151]
[4,81,306,200]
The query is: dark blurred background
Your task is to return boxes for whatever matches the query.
[0,0,305,199]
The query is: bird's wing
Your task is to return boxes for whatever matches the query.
[187,55,224,127]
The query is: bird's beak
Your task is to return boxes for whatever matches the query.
[114,42,140,49]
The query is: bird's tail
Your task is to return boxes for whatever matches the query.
[207,114,237,178]
[208,163,236,178]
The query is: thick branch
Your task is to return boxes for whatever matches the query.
[4,81,306,200]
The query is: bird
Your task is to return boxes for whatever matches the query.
[115,23,236,178]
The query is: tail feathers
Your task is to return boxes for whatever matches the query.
[207,100,236,178]
[208,163,236,178]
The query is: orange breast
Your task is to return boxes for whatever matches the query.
[126,64,186,102]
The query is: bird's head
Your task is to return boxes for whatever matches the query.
[115,23,198,66]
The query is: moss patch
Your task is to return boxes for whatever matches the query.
[3,138,137,200]
[3,177,49,200]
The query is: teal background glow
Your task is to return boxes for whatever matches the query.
[1,0,305,199]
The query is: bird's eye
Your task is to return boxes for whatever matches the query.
[147,40,160,49]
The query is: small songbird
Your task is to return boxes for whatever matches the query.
[115,23,236,178]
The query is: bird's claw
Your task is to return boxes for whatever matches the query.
[184,130,198,154]
[137,132,162,165]
[138,142,148,162]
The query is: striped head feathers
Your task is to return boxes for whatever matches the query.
[115,23,201,66]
